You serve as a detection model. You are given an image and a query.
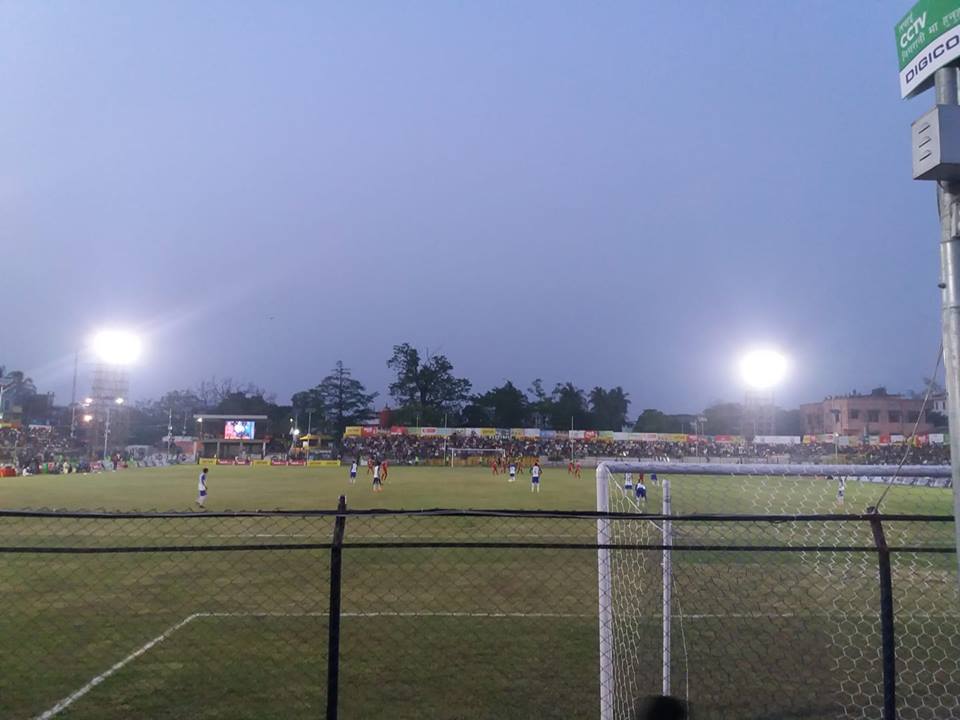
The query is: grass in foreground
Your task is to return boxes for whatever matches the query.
[0,466,956,719]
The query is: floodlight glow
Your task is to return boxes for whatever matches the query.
[91,330,142,365]
[114,397,124,405]
[739,348,788,390]
[83,414,94,422]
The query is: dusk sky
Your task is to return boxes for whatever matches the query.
[0,1,944,415]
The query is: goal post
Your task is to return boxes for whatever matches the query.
[595,460,953,720]
[445,447,506,467]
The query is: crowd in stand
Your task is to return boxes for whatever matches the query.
[340,433,952,465]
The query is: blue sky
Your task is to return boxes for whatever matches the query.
[0,1,944,414]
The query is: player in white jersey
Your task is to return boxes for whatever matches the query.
[372,461,383,492]
[623,472,633,496]
[836,476,846,506]
[349,460,358,484]
[197,467,209,508]
[634,478,647,505]
[508,462,517,482]
[530,461,541,492]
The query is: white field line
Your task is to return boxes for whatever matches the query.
[35,607,960,718]
[34,613,203,720]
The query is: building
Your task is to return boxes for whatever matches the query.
[800,389,935,437]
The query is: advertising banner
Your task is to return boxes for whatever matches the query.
[511,429,525,439]
[930,433,946,443]
[598,431,614,441]
[419,427,439,437]
[270,459,288,466]
[569,430,585,440]
[361,427,379,437]
[252,459,270,466]
[523,428,541,438]
[480,428,497,437]
[896,0,960,98]
[541,429,557,439]
[344,426,362,437]
[879,434,892,445]
[307,460,341,467]
[583,431,597,440]
[389,426,408,435]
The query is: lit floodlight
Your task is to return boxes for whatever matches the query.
[292,428,301,437]
[83,414,94,423]
[91,330,142,365]
[114,397,124,405]
[739,348,788,390]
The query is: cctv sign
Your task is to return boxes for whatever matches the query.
[897,0,960,98]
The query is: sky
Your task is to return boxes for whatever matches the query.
[0,1,946,416]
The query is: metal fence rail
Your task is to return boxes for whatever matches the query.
[0,504,956,720]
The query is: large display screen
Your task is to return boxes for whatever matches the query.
[224,420,256,440]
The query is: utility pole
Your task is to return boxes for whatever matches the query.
[933,67,960,587]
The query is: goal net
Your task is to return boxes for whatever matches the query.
[445,447,506,467]
[595,460,956,720]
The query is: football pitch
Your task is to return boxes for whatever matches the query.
[0,466,957,719]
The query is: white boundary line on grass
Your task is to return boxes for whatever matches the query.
[35,612,203,720]
[36,608,960,719]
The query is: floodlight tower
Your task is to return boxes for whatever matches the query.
[88,330,141,459]
[739,348,787,438]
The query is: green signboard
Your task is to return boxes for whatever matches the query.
[897,0,960,98]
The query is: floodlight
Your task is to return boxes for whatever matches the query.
[292,428,301,437]
[739,348,788,390]
[83,414,94,423]
[91,330,142,365]
[114,397,124,405]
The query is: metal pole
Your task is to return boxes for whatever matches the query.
[327,494,347,720]
[662,476,672,697]
[167,408,173,456]
[103,405,111,462]
[869,513,897,720]
[595,464,614,720]
[934,66,960,588]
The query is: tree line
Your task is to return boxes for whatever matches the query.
[2,344,822,445]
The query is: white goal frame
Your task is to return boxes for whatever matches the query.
[444,447,506,467]
[595,460,953,720]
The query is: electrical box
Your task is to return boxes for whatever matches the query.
[912,105,960,181]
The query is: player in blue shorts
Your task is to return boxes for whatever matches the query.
[635,478,647,505]
[349,459,358,484]
[508,461,517,482]
[530,461,542,492]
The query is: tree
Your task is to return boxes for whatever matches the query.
[526,378,550,428]
[195,377,272,409]
[547,382,590,430]
[589,386,630,430]
[634,408,683,433]
[387,344,471,425]
[313,361,378,438]
[470,381,529,428]
[703,402,742,435]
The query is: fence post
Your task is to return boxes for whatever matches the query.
[326,495,347,720]
[868,511,896,720]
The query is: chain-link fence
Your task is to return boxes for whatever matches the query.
[1,504,956,720]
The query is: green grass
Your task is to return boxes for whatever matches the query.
[0,465,956,719]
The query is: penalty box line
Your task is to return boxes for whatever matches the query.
[32,610,594,720]
[37,607,960,718]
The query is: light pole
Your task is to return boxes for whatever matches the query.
[103,397,124,464]
[739,348,788,440]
